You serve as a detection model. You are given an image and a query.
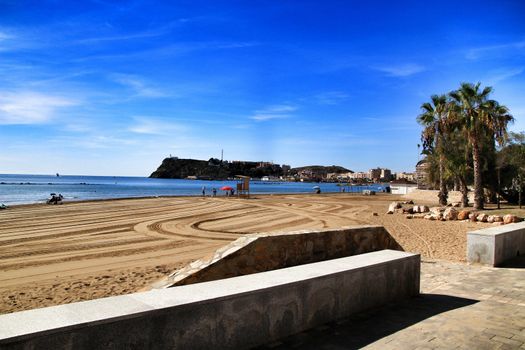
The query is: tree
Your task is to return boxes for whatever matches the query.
[497,132,525,205]
[449,83,514,209]
[417,94,450,206]
[442,129,472,207]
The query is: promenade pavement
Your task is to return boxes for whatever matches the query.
[258,257,525,350]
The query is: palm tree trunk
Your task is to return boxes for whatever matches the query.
[460,176,469,207]
[472,138,484,209]
[438,154,448,206]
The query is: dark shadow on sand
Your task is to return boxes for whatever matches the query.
[253,294,478,350]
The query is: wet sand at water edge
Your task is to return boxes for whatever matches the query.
[0,193,492,314]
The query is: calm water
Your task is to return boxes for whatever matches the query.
[0,174,390,205]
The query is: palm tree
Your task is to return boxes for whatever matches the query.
[443,129,472,207]
[450,83,514,209]
[417,94,449,206]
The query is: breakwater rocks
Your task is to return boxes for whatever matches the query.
[386,201,523,225]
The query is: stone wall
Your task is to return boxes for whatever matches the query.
[152,225,402,289]
[0,250,420,350]
[467,221,525,266]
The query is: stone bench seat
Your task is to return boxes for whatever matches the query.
[467,222,525,266]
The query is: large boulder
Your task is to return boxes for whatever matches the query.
[457,210,471,221]
[443,207,458,221]
[503,214,523,224]
[387,201,401,214]
[430,207,444,215]
[476,213,488,223]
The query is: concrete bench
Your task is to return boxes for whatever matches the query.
[467,222,525,266]
[0,250,420,350]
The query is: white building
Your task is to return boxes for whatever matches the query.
[389,179,418,195]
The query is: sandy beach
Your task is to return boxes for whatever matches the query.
[0,193,492,314]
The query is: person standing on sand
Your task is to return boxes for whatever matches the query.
[212,188,217,197]
[202,186,206,197]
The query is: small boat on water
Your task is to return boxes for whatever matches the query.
[56,173,60,177]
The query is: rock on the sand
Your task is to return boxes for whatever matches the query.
[469,213,477,222]
[443,207,458,221]
[477,213,488,222]
[458,210,470,220]
[487,215,503,223]
[387,201,402,214]
[503,214,523,224]
[430,207,444,215]
[413,205,429,213]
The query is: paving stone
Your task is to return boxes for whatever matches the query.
[485,328,516,339]
[264,258,525,349]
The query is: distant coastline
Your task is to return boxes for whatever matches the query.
[149,156,352,182]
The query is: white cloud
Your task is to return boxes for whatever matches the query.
[0,31,12,41]
[466,40,525,60]
[314,91,349,105]
[249,104,297,121]
[251,114,291,121]
[373,63,425,77]
[75,18,193,44]
[0,92,77,125]
[111,74,166,98]
[486,67,524,84]
[128,117,187,135]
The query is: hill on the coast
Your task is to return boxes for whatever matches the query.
[290,165,352,176]
[150,157,284,179]
[149,157,351,180]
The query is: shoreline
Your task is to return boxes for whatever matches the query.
[1,191,394,209]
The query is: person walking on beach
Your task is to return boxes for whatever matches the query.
[212,188,217,197]
[201,186,206,197]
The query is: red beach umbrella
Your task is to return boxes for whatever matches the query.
[220,186,233,191]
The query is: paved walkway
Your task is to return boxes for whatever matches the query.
[258,257,525,350]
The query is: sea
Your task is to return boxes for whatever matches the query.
[0,174,390,206]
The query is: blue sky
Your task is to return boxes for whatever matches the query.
[1,0,524,176]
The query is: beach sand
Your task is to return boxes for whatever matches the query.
[0,193,492,314]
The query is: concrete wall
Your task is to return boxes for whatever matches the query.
[152,225,402,289]
[467,221,525,266]
[0,250,420,350]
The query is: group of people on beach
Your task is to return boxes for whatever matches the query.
[201,187,234,197]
